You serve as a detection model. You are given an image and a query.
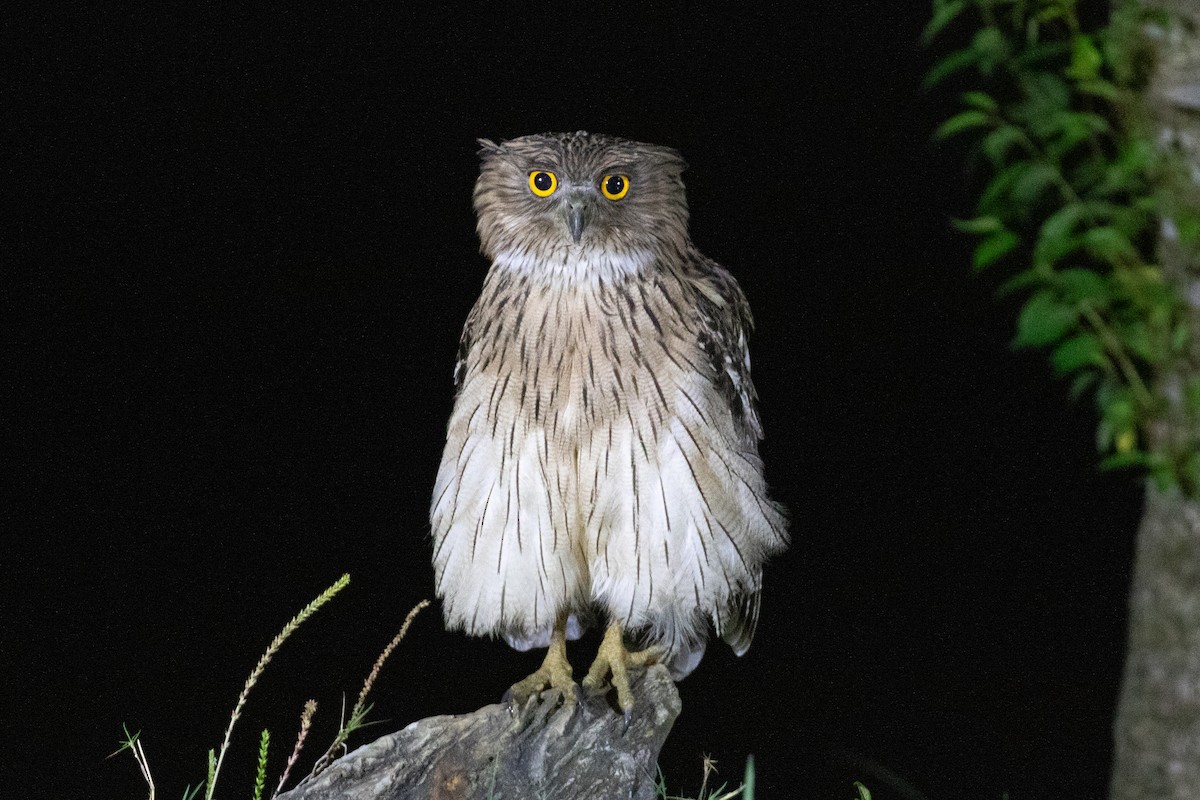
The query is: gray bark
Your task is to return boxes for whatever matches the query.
[1110,2,1200,798]
[1112,488,1200,800]
[277,664,680,800]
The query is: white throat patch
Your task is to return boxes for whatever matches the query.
[493,246,654,285]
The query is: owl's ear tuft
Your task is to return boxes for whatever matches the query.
[641,142,687,174]
[663,147,688,174]
[477,138,504,159]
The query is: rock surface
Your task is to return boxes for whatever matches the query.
[277,664,681,800]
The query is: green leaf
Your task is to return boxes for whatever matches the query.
[1131,196,1158,215]
[1149,456,1180,491]
[1014,290,1079,348]
[981,125,1025,165]
[1094,139,1156,197]
[997,269,1045,297]
[974,230,1020,270]
[1077,79,1120,100]
[1180,452,1200,494]
[1034,204,1087,268]
[1037,4,1068,23]
[1022,72,1073,132]
[952,215,1004,234]
[1100,451,1150,471]
[1117,137,1156,174]
[1099,387,1137,431]
[1106,205,1151,240]
[1051,333,1106,374]
[1070,156,1108,194]
[1082,226,1138,264]
[979,162,1030,211]
[1186,377,1200,413]
[1077,199,1122,224]
[1012,40,1072,69]
[935,110,993,140]
[1069,370,1099,400]
[1076,112,1113,136]
[962,90,999,112]
[921,0,968,44]
[1010,162,1059,207]
[924,47,981,88]
[1175,320,1192,355]
[1044,112,1112,159]
[1077,78,1120,101]
[1177,214,1200,248]
[1056,268,1110,304]
[1118,320,1155,361]
[1067,34,1104,81]
[971,27,1010,74]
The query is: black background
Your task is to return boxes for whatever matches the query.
[6,3,1140,799]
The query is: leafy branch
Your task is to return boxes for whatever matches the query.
[926,0,1194,493]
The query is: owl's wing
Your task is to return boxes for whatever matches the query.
[452,311,474,390]
[688,253,775,655]
[690,254,764,442]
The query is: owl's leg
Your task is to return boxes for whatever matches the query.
[581,622,663,721]
[507,613,577,706]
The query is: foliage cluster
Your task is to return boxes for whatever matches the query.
[926,0,1197,494]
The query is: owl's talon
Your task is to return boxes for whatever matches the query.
[508,666,576,707]
[582,622,663,719]
[506,615,575,708]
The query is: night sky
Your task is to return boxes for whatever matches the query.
[7,3,1141,799]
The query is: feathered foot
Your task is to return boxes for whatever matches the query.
[581,622,664,728]
[507,614,577,707]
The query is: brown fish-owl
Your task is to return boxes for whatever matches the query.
[430,131,788,715]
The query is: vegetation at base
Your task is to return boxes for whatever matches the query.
[252,729,270,800]
[926,0,1199,495]
[115,584,871,800]
[656,754,755,800]
[114,575,432,800]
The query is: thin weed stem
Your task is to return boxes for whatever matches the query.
[206,573,350,800]
[309,599,431,778]
[273,699,317,798]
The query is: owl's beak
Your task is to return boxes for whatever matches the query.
[566,195,591,243]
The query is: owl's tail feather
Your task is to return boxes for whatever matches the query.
[666,640,706,679]
[718,587,762,657]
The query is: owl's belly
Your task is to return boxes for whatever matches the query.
[430,357,784,651]
[430,273,785,648]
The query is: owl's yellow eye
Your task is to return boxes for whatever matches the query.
[528,171,557,197]
[601,174,630,201]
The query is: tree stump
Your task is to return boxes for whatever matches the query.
[277,664,681,800]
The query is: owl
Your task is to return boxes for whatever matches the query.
[430,131,788,717]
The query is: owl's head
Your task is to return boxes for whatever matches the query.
[473,131,689,275]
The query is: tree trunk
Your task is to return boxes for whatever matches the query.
[1110,2,1200,798]
[1112,488,1200,799]
[276,664,680,800]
